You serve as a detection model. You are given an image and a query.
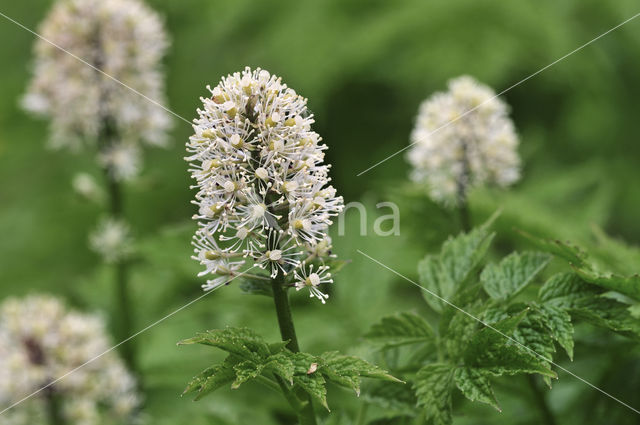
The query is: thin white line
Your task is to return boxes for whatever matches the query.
[356,11,640,177]
[0,10,192,126]
[0,267,255,416]
[356,249,640,415]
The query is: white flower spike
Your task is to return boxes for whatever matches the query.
[407,76,520,205]
[22,0,172,180]
[187,67,343,300]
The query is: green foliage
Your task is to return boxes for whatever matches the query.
[417,217,495,312]
[364,221,581,424]
[481,251,551,300]
[179,327,399,411]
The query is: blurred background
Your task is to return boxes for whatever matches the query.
[1,0,640,424]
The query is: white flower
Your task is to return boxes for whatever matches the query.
[21,0,172,177]
[0,295,140,425]
[407,76,520,205]
[186,67,343,298]
[89,218,133,263]
[293,264,333,304]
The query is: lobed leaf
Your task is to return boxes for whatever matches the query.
[453,367,500,411]
[481,251,551,300]
[418,221,495,313]
[414,363,455,425]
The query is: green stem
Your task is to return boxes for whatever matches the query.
[526,375,556,425]
[98,122,137,379]
[458,202,471,233]
[45,387,63,425]
[271,274,317,425]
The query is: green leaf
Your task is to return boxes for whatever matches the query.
[573,267,640,302]
[453,367,500,411]
[463,312,556,378]
[538,304,574,360]
[481,251,551,300]
[539,273,600,307]
[183,361,236,400]
[539,273,640,337]
[320,351,401,396]
[178,327,271,359]
[264,351,295,384]
[291,352,329,410]
[418,222,495,313]
[239,278,273,297]
[517,230,588,267]
[232,360,264,389]
[414,363,455,425]
[364,312,435,349]
[443,299,484,361]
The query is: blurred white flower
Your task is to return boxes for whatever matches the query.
[72,172,104,203]
[21,0,172,178]
[0,295,139,425]
[186,67,343,300]
[98,144,141,182]
[407,76,520,205]
[89,218,133,263]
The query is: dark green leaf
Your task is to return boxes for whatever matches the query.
[178,327,271,359]
[320,351,401,396]
[573,267,640,302]
[517,230,588,267]
[453,367,500,411]
[291,352,329,410]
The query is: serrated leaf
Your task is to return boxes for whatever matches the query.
[291,352,329,410]
[463,312,556,378]
[239,278,273,297]
[539,273,600,307]
[178,327,271,359]
[517,230,588,267]
[264,351,295,384]
[320,351,401,396]
[418,221,495,313]
[481,251,551,300]
[232,360,264,389]
[365,312,435,349]
[573,267,640,302]
[414,364,455,425]
[183,362,236,400]
[453,367,500,411]
[539,273,640,337]
[443,299,484,361]
[538,304,574,360]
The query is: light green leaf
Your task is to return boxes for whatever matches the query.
[418,223,495,313]
[365,312,435,349]
[453,367,500,411]
[414,363,455,425]
[481,251,551,300]
[539,273,599,307]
